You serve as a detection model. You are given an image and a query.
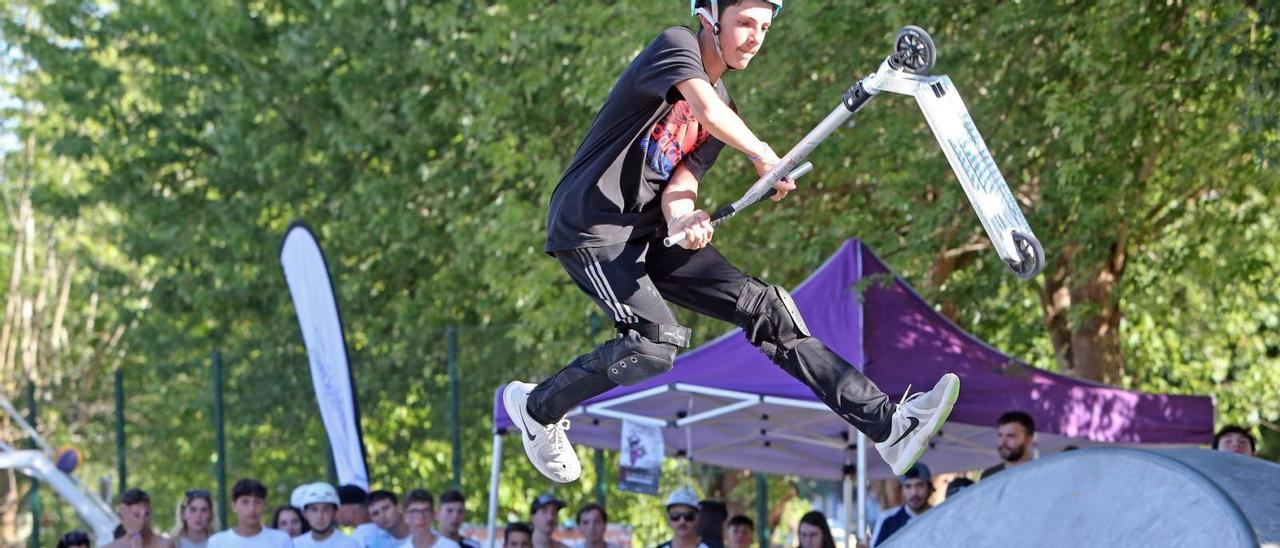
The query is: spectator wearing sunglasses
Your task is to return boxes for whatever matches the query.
[657,487,708,548]
[172,489,220,547]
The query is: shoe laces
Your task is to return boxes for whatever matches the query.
[898,384,914,406]
[543,418,571,451]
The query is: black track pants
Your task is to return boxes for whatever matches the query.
[526,237,895,442]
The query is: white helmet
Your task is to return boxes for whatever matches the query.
[292,482,340,509]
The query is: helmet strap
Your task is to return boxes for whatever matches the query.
[694,1,742,72]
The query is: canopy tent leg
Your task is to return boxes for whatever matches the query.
[843,426,854,548]
[857,431,867,545]
[756,471,768,548]
[486,433,503,548]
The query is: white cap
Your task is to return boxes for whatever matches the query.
[666,486,700,509]
[292,482,340,509]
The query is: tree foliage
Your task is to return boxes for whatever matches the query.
[1,0,1277,544]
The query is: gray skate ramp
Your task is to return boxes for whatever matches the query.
[884,448,1280,547]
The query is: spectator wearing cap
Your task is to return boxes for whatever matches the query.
[529,494,569,548]
[293,482,359,548]
[106,488,175,548]
[657,487,708,548]
[572,503,616,548]
[723,515,753,548]
[436,490,480,548]
[1213,425,1257,457]
[870,463,933,547]
[504,523,534,548]
[208,478,292,548]
[981,411,1035,480]
[400,488,460,548]
[360,490,411,548]
[171,489,218,548]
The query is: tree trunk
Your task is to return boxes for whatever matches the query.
[1038,246,1076,374]
[1068,234,1128,384]
[1039,234,1128,384]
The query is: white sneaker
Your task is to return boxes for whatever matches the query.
[503,381,582,483]
[875,373,960,475]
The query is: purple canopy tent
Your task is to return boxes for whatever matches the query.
[485,239,1212,543]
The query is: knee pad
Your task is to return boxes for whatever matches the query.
[734,278,811,358]
[597,326,687,386]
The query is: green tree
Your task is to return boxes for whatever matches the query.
[2,0,1277,545]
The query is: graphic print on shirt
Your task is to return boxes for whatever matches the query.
[639,100,711,180]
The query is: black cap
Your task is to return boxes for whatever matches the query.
[529,493,566,515]
[337,484,369,505]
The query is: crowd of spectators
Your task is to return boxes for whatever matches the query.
[52,412,1262,548]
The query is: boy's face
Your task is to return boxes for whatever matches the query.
[505,531,533,548]
[232,495,266,525]
[714,1,775,69]
[304,503,337,533]
[727,523,754,547]
[119,502,152,533]
[1217,432,1254,456]
[437,501,465,535]
[337,503,368,527]
[368,498,403,530]
[578,508,606,542]
[530,505,560,534]
[405,501,434,532]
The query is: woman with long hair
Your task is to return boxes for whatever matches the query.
[270,504,309,537]
[796,511,836,548]
[170,489,219,547]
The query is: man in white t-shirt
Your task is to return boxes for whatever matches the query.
[292,482,359,548]
[360,489,412,548]
[399,488,460,548]
[208,478,293,548]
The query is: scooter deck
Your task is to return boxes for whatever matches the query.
[874,72,1045,279]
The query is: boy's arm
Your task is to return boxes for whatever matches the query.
[674,78,794,200]
[661,165,713,249]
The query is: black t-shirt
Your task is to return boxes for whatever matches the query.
[546,27,733,253]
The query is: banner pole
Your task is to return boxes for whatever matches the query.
[114,367,127,494]
[449,325,462,490]
[26,381,40,548]
[213,350,228,529]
